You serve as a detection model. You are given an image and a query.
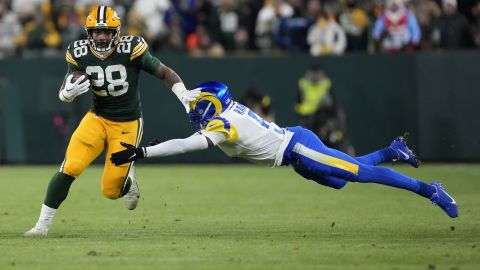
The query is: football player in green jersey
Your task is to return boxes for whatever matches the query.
[25,6,200,237]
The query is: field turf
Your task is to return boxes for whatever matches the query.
[0,164,479,270]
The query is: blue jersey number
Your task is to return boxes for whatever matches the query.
[247,110,270,129]
[233,103,283,135]
[233,103,269,129]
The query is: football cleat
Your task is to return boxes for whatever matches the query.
[24,225,49,237]
[389,136,421,168]
[124,166,140,210]
[430,182,458,218]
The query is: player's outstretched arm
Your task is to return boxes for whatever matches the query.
[138,49,200,112]
[110,132,224,166]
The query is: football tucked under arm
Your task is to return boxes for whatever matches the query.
[59,71,91,102]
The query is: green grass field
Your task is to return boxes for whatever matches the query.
[1,164,479,270]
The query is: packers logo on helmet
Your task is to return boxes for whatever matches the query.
[188,81,232,129]
[85,6,121,55]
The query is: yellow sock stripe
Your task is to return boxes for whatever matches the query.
[130,42,147,61]
[293,143,359,176]
[65,51,78,66]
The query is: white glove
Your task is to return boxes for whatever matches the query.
[172,82,201,113]
[59,74,91,102]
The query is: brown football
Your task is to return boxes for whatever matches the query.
[70,70,90,83]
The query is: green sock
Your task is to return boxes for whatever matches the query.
[43,172,75,209]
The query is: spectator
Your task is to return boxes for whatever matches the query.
[255,0,294,52]
[124,8,148,37]
[218,0,241,51]
[0,1,22,58]
[431,0,472,49]
[2,0,480,56]
[307,11,347,56]
[186,24,225,57]
[322,0,342,15]
[55,4,85,48]
[238,0,263,51]
[166,0,201,39]
[372,0,421,53]
[471,1,480,47]
[274,0,318,52]
[241,83,274,122]
[11,0,47,15]
[131,0,171,51]
[410,0,441,50]
[295,64,354,155]
[196,0,222,44]
[287,0,306,16]
[76,0,114,8]
[295,63,333,128]
[165,12,186,53]
[17,1,61,54]
[110,0,136,20]
[338,0,370,52]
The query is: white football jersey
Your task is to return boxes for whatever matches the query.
[201,102,293,166]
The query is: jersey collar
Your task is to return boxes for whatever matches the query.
[88,45,116,60]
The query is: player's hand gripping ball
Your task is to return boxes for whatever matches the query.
[70,70,90,84]
[61,70,91,101]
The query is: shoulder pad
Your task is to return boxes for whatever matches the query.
[205,117,238,141]
[66,39,89,66]
[117,35,149,61]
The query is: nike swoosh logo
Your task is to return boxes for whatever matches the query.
[446,193,457,205]
[122,131,130,134]
[398,149,410,160]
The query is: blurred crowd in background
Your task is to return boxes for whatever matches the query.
[1,0,480,58]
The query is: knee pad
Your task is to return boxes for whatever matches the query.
[62,159,86,178]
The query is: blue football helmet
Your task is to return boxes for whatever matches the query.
[188,81,232,129]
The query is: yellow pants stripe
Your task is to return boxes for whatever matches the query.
[123,117,144,192]
[293,143,359,176]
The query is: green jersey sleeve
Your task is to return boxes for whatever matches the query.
[138,50,162,75]
[66,63,80,73]
[128,36,161,75]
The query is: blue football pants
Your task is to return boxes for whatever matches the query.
[285,127,421,193]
